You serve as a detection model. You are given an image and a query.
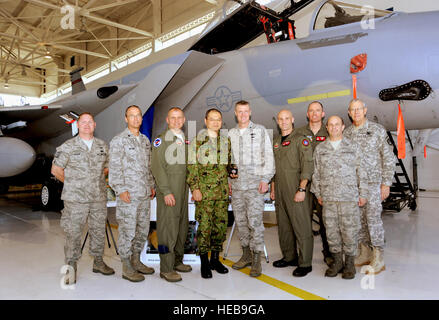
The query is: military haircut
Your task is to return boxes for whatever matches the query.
[125,105,142,117]
[308,101,324,111]
[235,100,250,110]
[205,108,222,119]
[348,99,366,110]
[78,112,94,122]
[168,106,184,114]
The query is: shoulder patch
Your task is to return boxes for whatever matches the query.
[153,138,162,147]
[302,139,310,147]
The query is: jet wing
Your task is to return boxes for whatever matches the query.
[0,105,62,125]
[1,84,137,143]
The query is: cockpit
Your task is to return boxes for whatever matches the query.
[189,0,394,54]
[312,1,393,31]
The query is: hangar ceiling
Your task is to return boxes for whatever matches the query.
[0,0,220,96]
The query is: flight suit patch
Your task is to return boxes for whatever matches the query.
[153,138,162,147]
[282,141,290,147]
[274,144,279,149]
[302,139,310,146]
[316,136,326,142]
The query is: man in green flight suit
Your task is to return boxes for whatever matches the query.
[270,109,314,277]
[151,107,192,283]
[294,101,331,266]
[187,108,233,279]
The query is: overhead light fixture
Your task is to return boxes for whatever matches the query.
[4,80,9,89]
[44,46,51,59]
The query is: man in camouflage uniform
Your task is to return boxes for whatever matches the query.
[344,99,396,275]
[187,108,232,279]
[51,112,114,285]
[311,116,368,279]
[295,101,332,266]
[228,100,275,277]
[270,109,314,277]
[151,107,191,283]
[109,105,156,282]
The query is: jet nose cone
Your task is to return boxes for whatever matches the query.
[0,137,36,177]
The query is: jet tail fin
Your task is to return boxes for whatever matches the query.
[69,67,86,95]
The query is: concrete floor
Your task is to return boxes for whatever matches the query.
[1,192,438,300]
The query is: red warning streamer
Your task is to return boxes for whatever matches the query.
[397,104,406,159]
[352,75,357,99]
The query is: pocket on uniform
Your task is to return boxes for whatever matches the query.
[70,152,85,164]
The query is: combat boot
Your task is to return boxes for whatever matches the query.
[131,252,154,275]
[366,247,386,275]
[325,252,343,277]
[92,256,115,275]
[342,255,356,280]
[64,261,77,285]
[200,253,212,279]
[174,263,192,273]
[249,251,262,277]
[122,258,144,282]
[322,250,334,267]
[210,251,229,274]
[160,271,182,282]
[232,246,252,270]
[355,242,372,266]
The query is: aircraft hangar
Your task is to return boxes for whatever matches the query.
[1,0,439,304]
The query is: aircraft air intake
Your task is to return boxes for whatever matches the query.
[97,86,119,99]
[379,80,432,101]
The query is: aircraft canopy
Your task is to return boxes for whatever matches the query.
[313,0,392,31]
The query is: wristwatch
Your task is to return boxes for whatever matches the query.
[298,188,306,192]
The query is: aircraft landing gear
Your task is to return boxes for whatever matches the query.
[40,178,63,211]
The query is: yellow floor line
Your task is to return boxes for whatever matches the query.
[222,258,326,300]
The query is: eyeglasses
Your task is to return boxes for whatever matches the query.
[349,107,364,113]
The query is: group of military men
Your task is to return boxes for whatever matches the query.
[52,97,395,285]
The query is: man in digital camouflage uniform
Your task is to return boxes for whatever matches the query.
[151,107,192,283]
[270,109,314,277]
[52,112,114,285]
[109,105,156,282]
[228,100,275,277]
[187,108,232,279]
[311,115,368,279]
[295,101,332,266]
[344,99,396,275]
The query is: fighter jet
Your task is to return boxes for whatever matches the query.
[1,0,438,209]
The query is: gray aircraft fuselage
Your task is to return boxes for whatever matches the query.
[94,7,439,144]
[3,1,439,178]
